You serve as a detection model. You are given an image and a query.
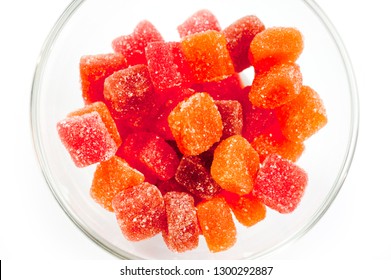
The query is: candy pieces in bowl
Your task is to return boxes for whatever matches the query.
[31,0,358,259]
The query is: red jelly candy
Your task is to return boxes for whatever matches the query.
[68,101,122,148]
[163,192,199,253]
[57,112,117,167]
[112,20,164,66]
[252,154,308,213]
[157,178,187,196]
[222,191,266,227]
[175,156,221,200]
[117,132,180,182]
[112,182,165,241]
[79,53,127,104]
[103,64,156,124]
[215,100,243,140]
[90,156,144,211]
[276,85,328,142]
[223,15,265,72]
[177,9,221,38]
[249,63,303,109]
[197,196,237,253]
[211,135,260,195]
[192,74,243,101]
[168,92,223,156]
[145,41,192,93]
[249,27,304,72]
[181,30,235,83]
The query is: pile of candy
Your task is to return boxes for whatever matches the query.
[57,9,327,253]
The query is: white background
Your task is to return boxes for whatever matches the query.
[1,0,390,275]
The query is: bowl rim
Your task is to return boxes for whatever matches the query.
[30,0,359,259]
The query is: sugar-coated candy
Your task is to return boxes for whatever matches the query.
[276,85,327,142]
[103,64,156,123]
[112,20,163,66]
[222,191,266,227]
[157,178,187,196]
[249,27,304,72]
[163,192,199,253]
[57,112,117,167]
[168,92,223,155]
[181,30,235,83]
[68,101,122,148]
[80,53,127,104]
[251,132,305,163]
[192,74,243,101]
[90,156,145,211]
[177,9,221,38]
[117,132,180,182]
[175,156,221,200]
[215,100,243,140]
[252,154,308,213]
[223,15,265,72]
[145,41,192,93]
[197,196,237,253]
[211,135,260,195]
[112,182,165,241]
[249,63,303,109]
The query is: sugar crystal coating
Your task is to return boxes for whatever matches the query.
[197,196,236,253]
[112,182,165,241]
[90,156,144,211]
[211,135,260,195]
[252,154,308,213]
[168,92,223,155]
[276,85,328,142]
[249,63,303,109]
[249,27,304,72]
[80,53,127,104]
[177,9,221,38]
[163,192,199,252]
[57,112,117,167]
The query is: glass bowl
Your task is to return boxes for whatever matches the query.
[30,0,359,259]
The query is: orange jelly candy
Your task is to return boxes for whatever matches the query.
[168,92,223,155]
[197,196,236,253]
[276,85,328,142]
[249,27,304,72]
[181,30,235,83]
[211,135,260,195]
[90,156,145,211]
[249,63,303,109]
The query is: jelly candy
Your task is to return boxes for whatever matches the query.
[215,100,243,140]
[177,9,221,38]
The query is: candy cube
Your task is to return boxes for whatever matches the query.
[117,132,180,182]
[252,154,308,213]
[145,41,192,93]
[222,191,266,227]
[215,100,243,140]
[112,182,165,241]
[168,92,223,155]
[68,101,122,148]
[177,9,221,38]
[276,85,328,142]
[197,196,236,253]
[223,15,265,72]
[249,27,304,72]
[192,74,243,101]
[90,156,145,211]
[103,64,156,123]
[79,53,127,104]
[211,135,260,195]
[57,112,117,167]
[112,20,164,66]
[175,156,221,200]
[163,192,199,253]
[181,30,235,83]
[249,63,303,109]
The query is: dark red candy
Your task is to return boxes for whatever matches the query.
[215,100,243,140]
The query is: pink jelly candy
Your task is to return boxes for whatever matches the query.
[57,112,117,167]
[252,154,308,213]
[177,9,221,38]
[112,182,165,241]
